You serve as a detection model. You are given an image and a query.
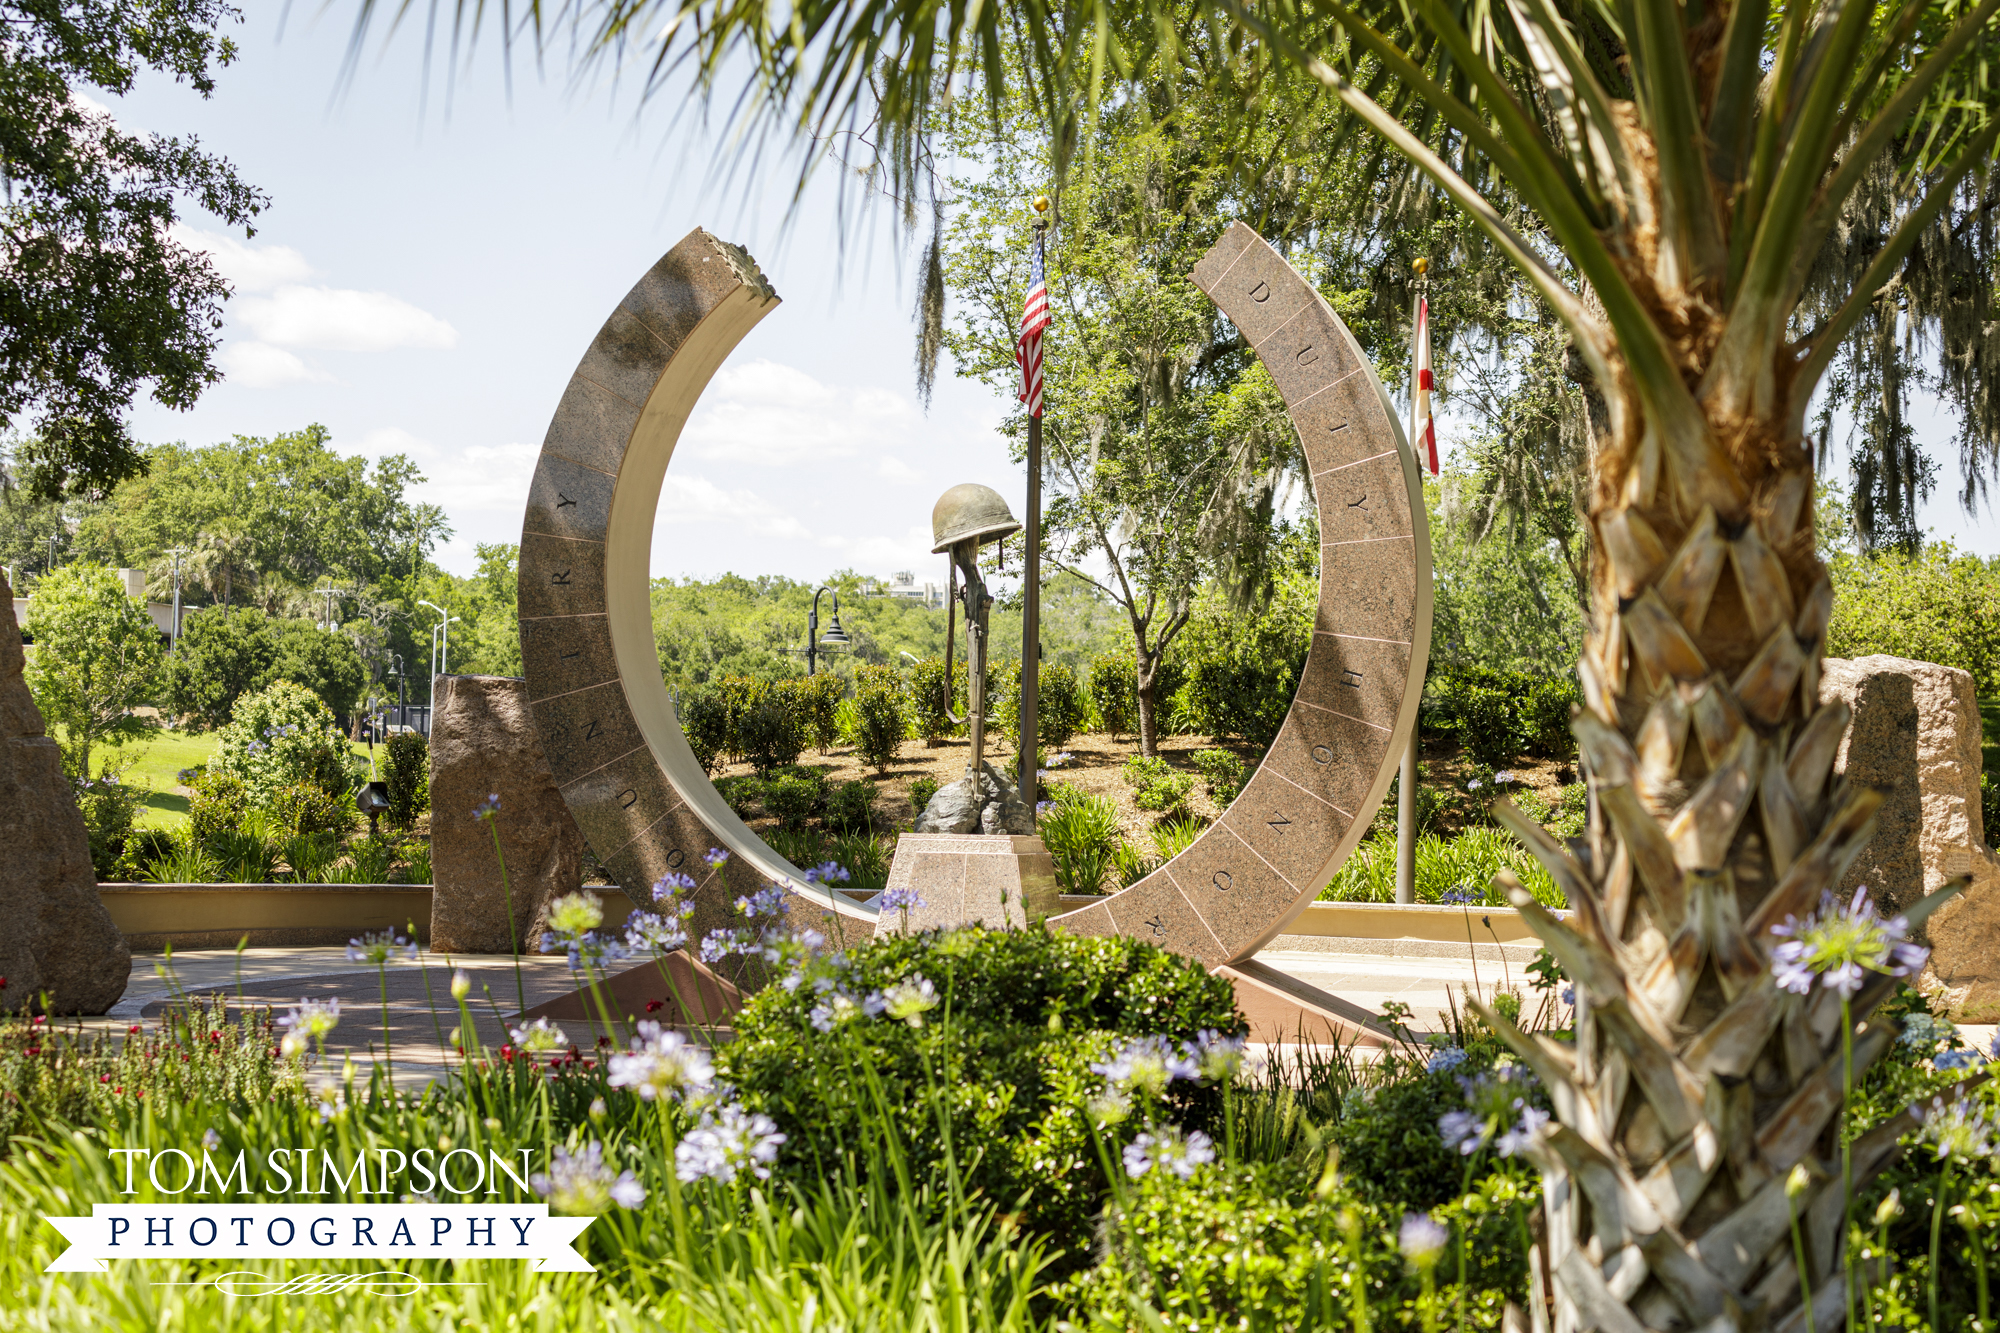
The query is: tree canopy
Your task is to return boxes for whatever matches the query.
[0,0,266,500]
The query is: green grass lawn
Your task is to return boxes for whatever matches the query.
[96,730,388,829]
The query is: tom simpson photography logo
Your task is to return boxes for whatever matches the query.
[41,1141,595,1274]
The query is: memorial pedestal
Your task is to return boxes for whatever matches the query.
[875,834,1060,935]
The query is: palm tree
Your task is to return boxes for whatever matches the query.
[354,3,2000,1325]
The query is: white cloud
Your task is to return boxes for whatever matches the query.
[876,456,920,482]
[659,474,813,540]
[219,341,328,388]
[681,359,917,466]
[236,285,459,353]
[413,441,539,516]
[172,224,314,293]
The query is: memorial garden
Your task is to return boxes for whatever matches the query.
[13,1,2000,1331]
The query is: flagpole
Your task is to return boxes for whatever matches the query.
[1019,198,1049,801]
[1396,258,1429,906]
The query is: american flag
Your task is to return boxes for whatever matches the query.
[1415,296,1438,475]
[1016,231,1051,418]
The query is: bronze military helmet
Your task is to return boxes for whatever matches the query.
[930,483,1022,554]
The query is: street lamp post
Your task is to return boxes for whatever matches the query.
[418,600,450,727]
[806,586,850,675]
[314,586,341,632]
[390,651,406,731]
[166,547,189,653]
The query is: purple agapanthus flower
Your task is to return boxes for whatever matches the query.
[1769,886,1928,998]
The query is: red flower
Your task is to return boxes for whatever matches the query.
[596,1036,611,1048]
[99,1074,110,1084]
[24,1047,38,1057]
[127,1025,141,1035]
[645,1000,664,1013]
[499,1045,516,1062]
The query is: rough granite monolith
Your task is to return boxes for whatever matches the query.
[0,568,131,1013]
[1819,655,2000,1018]
[429,674,586,953]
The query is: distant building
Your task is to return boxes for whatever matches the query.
[11,567,177,640]
[872,569,943,610]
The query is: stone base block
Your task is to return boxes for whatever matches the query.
[874,834,1060,935]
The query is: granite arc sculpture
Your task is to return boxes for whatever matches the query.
[518,223,1430,968]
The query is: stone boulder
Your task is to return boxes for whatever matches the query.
[430,675,586,953]
[1818,655,2000,1018]
[0,569,131,1013]
[915,760,1033,835]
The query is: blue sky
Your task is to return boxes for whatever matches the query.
[112,8,1999,578]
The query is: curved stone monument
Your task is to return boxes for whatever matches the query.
[517,224,1429,977]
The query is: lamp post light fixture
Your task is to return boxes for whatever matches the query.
[417,600,450,711]
[805,585,850,676]
[165,546,189,653]
[314,585,341,632]
[389,651,406,731]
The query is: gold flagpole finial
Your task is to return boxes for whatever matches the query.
[1032,194,1051,213]
[1412,256,1429,275]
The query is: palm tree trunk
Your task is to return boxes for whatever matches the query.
[1477,424,1957,1331]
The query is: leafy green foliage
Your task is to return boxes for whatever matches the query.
[1056,1158,1537,1330]
[1089,652,1137,738]
[1123,755,1196,820]
[724,926,1244,1256]
[763,773,820,832]
[852,664,906,772]
[1171,557,1314,747]
[907,655,961,744]
[908,774,942,820]
[208,681,355,812]
[0,2,265,499]
[1191,749,1246,806]
[185,768,247,849]
[1038,787,1123,894]
[270,781,357,842]
[1827,542,2000,701]
[384,731,429,829]
[70,763,146,880]
[826,779,875,834]
[1319,828,1565,907]
[21,562,163,776]
[1425,664,1580,767]
[797,673,843,752]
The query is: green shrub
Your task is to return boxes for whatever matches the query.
[1032,661,1089,749]
[397,838,432,884]
[736,679,809,772]
[722,926,1245,1254]
[270,781,357,841]
[853,664,906,772]
[70,761,146,880]
[764,773,820,831]
[383,731,429,827]
[715,774,764,818]
[1827,541,2000,701]
[1124,755,1196,820]
[678,681,733,772]
[1522,674,1581,758]
[208,817,281,883]
[1190,749,1246,805]
[907,656,962,744]
[799,673,844,752]
[908,774,941,820]
[1038,790,1123,894]
[186,769,249,850]
[1317,828,1565,906]
[1986,772,2000,847]
[1057,1156,1535,1329]
[1089,653,1137,737]
[827,779,875,833]
[209,681,356,810]
[1173,579,1311,747]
